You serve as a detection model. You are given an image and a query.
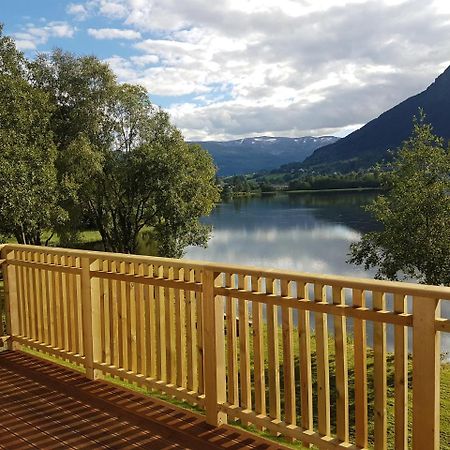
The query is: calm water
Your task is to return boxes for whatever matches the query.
[185,190,379,277]
[185,190,449,356]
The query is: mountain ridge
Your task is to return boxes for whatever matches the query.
[302,65,450,171]
[192,135,339,176]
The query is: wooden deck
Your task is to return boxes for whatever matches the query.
[0,351,287,450]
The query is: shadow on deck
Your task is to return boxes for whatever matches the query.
[0,351,286,450]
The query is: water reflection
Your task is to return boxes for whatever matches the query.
[185,191,379,277]
[185,191,449,357]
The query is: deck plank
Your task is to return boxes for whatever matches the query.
[0,350,286,450]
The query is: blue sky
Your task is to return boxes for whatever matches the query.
[2,0,450,140]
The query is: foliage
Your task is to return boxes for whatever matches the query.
[0,26,65,245]
[31,49,117,244]
[288,172,380,191]
[348,112,450,284]
[0,30,219,256]
[32,52,219,256]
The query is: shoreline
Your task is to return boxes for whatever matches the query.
[223,186,382,199]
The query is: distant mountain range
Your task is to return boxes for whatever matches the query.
[193,136,339,176]
[302,65,450,171]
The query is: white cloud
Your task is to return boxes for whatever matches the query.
[14,21,75,50]
[73,0,450,139]
[130,54,159,65]
[66,3,89,21]
[87,28,142,40]
[97,0,128,19]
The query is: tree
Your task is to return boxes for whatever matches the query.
[79,84,219,256]
[43,68,219,256]
[348,112,450,285]
[3,43,219,256]
[31,49,117,244]
[0,26,65,245]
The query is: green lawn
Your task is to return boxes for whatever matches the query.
[4,228,158,255]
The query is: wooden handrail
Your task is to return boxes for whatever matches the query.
[0,243,447,449]
[3,243,450,298]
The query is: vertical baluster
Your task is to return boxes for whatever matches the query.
[226,273,238,406]
[252,276,266,425]
[314,283,330,437]
[298,281,313,447]
[175,267,186,388]
[16,250,25,337]
[68,256,76,354]
[165,266,176,385]
[148,264,157,378]
[281,279,296,430]
[239,275,251,419]
[333,286,349,443]
[22,251,31,339]
[54,254,64,349]
[46,253,55,348]
[73,257,81,356]
[144,264,154,377]
[102,259,111,364]
[125,262,134,372]
[66,256,75,353]
[35,252,44,343]
[196,269,204,395]
[394,293,408,450]
[61,254,69,351]
[28,252,38,340]
[156,265,166,381]
[40,252,49,345]
[105,260,113,366]
[373,291,387,449]
[136,263,145,376]
[110,261,119,369]
[101,259,113,365]
[186,268,198,392]
[117,260,125,371]
[353,288,368,448]
[128,263,137,375]
[99,259,107,362]
[267,277,281,426]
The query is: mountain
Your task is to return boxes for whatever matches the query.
[302,65,450,171]
[193,136,339,176]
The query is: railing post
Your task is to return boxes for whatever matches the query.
[412,296,440,450]
[81,257,102,380]
[2,247,20,350]
[202,268,227,426]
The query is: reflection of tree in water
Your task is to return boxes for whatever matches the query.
[218,191,381,235]
[286,191,382,234]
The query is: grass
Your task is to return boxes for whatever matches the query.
[5,230,102,248]
[4,228,158,255]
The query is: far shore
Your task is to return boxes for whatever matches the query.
[225,186,382,199]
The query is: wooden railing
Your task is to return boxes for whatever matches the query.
[0,244,448,449]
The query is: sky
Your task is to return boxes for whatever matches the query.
[1,0,450,141]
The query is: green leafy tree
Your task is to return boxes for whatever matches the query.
[31,49,116,243]
[55,80,219,256]
[348,112,450,285]
[0,26,65,245]
[6,45,219,256]
[100,84,219,256]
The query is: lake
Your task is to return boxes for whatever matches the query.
[185,190,449,357]
[185,190,379,277]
